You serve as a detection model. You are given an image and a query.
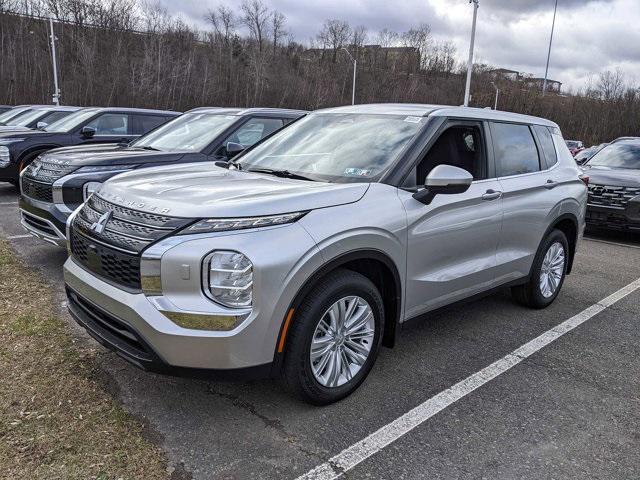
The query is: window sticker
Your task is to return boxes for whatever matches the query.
[344,167,372,176]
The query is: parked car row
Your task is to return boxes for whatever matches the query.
[3,102,588,404]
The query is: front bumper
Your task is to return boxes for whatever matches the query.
[63,222,323,375]
[19,195,69,247]
[586,204,640,231]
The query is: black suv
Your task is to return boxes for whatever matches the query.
[582,137,640,230]
[19,107,306,246]
[0,107,180,185]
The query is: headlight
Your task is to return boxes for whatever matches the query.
[203,251,253,308]
[76,164,139,173]
[82,182,102,201]
[0,146,9,168]
[183,212,306,234]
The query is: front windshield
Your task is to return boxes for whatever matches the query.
[587,142,640,169]
[44,108,99,132]
[131,112,238,152]
[236,113,424,182]
[7,109,49,127]
[0,107,31,124]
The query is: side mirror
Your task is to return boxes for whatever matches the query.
[81,126,97,138]
[413,164,473,205]
[36,121,48,129]
[225,141,245,159]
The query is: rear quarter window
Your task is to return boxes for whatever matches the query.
[532,125,558,168]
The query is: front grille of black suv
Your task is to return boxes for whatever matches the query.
[23,156,78,184]
[587,184,640,209]
[70,195,190,291]
[21,178,53,203]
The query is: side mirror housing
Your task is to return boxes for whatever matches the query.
[225,141,245,159]
[413,164,473,205]
[81,126,97,138]
[36,121,48,129]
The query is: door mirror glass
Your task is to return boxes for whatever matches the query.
[413,164,473,205]
[81,126,97,138]
[226,141,245,159]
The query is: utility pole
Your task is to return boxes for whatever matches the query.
[463,0,479,107]
[491,82,499,110]
[49,17,60,105]
[542,0,558,96]
[342,47,357,105]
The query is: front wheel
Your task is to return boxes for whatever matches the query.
[511,229,568,308]
[280,269,384,405]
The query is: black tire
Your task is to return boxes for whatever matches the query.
[511,229,569,309]
[280,269,384,405]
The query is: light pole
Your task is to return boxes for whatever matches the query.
[341,47,356,105]
[49,17,61,105]
[463,0,479,107]
[542,0,558,96]
[491,81,499,110]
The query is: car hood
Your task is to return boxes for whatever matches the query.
[582,165,640,187]
[0,130,59,140]
[0,125,31,133]
[42,146,187,167]
[98,163,369,218]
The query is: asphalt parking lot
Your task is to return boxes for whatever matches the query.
[1,183,639,480]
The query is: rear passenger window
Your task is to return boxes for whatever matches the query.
[132,114,170,135]
[491,123,540,177]
[533,125,558,168]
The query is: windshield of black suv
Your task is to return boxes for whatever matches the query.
[0,107,31,124]
[131,112,238,152]
[44,108,99,132]
[587,142,640,169]
[236,113,424,182]
[6,109,52,127]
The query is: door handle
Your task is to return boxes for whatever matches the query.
[482,189,502,200]
[544,179,559,189]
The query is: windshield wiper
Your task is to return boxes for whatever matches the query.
[246,167,315,181]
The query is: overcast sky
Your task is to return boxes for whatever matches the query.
[157,0,640,92]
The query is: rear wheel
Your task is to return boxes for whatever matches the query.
[280,269,384,405]
[511,229,568,308]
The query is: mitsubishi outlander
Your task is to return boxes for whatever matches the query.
[63,104,587,404]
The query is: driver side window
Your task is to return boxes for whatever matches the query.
[215,118,284,157]
[403,123,487,189]
[84,113,130,135]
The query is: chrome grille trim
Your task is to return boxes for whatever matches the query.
[587,183,640,209]
[22,157,78,184]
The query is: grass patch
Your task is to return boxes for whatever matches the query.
[0,240,171,479]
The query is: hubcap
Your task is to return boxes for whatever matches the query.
[310,296,375,388]
[539,241,565,298]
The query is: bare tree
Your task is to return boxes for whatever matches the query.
[271,10,285,55]
[318,19,351,62]
[241,0,270,52]
[598,68,625,101]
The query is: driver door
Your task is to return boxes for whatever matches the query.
[400,120,504,318]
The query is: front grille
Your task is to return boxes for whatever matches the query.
[21,178,53,203]
[70,195,190,290]
[22,156,77,183]
[66,287,154,364]
[587,184,640,209]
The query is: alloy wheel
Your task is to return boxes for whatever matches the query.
[539,241,565,298]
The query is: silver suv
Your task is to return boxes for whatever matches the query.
[63,104,587,404]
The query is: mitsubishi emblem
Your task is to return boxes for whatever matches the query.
[90,211,112,234]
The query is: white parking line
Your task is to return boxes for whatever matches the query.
[7,234,32,240]
[297,278,640,480]
[0,201,18,206]
[584,237,640,250]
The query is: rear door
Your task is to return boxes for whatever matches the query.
[492,121,559,282]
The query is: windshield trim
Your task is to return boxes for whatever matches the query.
[43,108,101,133]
